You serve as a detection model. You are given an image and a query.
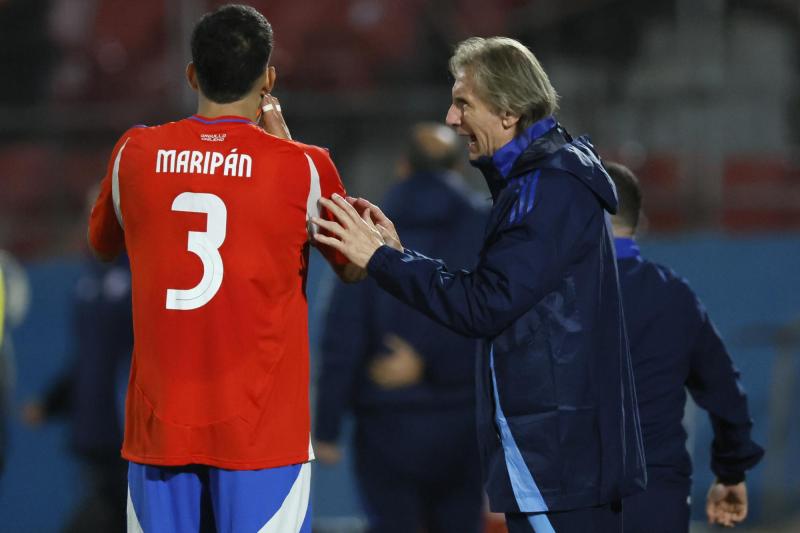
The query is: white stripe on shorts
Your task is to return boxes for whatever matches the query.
[258,462,311,533]
[127,487,144,533]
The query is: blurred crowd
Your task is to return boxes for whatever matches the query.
[2,0,799,260]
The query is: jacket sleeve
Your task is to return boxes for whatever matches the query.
[313,275,371,442]
[684,291,765,484]
[366,175,597,338]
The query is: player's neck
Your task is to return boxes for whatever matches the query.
[195,94,259,122]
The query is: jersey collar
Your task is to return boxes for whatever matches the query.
[188,115,255,125]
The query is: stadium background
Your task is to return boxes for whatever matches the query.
[0,0,798,531]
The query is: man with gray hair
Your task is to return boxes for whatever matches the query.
[313,37,646,532]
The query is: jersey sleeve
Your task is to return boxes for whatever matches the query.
[303,145,349,268]
[88,128,140,259]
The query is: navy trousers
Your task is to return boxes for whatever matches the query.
[623,486,690,533]
[354,409,482,533]
[505,500,623,533]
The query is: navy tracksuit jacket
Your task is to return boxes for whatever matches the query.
[367,116,647,513]
[616,238,764,529]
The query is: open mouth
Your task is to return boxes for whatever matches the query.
[467,135,477,150]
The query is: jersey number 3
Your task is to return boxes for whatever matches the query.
[166,192,227,310]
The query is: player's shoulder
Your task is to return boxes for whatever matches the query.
[247,129,335,163]
[113,120,180,148]
[283,139,334,164]
[113,123,149,144]
[277,138,339,178]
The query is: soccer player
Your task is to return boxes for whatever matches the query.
[604,162,764,532]
[312,37,646,532]
[88,5,361,531]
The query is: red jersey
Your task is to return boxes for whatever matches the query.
[89,115,347,469]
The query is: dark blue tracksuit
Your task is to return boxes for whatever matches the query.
[615,238,764,533]
[366,117,646,532]
[315,171,488,533]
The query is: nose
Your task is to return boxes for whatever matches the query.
[445,104,460,128]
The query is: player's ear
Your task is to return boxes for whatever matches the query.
[266,66,276,93]
[186,62,199,91]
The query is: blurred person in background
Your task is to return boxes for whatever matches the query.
[314,122,488,533]
[604,162,765,532]
[0,249,30,478]
[312,37,646,533]
[22,187,132,532]
[0,263,6,475]
[21,255,131,532]
[87,5,361,531]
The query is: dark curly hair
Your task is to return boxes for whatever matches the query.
[190,4,273,103]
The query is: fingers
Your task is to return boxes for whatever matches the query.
[384,334,412,353]
[312,232,344,251]
[707,502,742,528]
[259,94,292,140]
[318,195,359,229]
[311,216,345,238]
[261,94,283,115]
[330,193,365,225]
[361,207,376,229]
[347,196,389,222]
[376,224,392,240]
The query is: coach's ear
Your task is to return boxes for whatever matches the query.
[501,110,520,131]
[186,62,199,91]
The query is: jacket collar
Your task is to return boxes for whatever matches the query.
[614,237,641,259]
[470,116,559,201]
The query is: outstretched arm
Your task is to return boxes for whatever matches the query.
[313,178,594,338]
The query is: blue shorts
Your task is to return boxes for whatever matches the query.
[127,461,311,533]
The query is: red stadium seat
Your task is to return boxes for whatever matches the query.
[722,157,800,232]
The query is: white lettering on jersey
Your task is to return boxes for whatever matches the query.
[200,133,226,142]
[156,148,252,178]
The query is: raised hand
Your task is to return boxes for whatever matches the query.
[346,197,403,252]
[258,94,291,140]
[312,194,386,269]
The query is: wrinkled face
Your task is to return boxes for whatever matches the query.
[445,69,514,160]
